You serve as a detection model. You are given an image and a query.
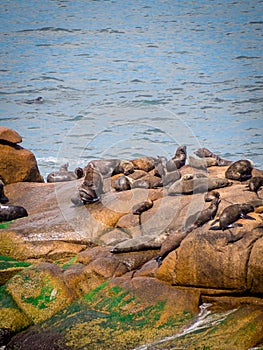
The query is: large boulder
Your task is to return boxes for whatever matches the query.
[5,262,75,324]
[0,126,43,184]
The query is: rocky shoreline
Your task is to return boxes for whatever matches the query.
[0,127,263,349]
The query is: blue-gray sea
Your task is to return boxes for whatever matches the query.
[0,0,262,179]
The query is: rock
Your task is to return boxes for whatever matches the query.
[156,216,263,293]
[0,142,43,184]
[116,213,140,229]
[4,280,199,350]
[0,126,22,144]
[248,236,263,294]
[5,328,72,350]
[0,284,32,334]
[98,228,131,246]
[0,256,31,285]
[5,262,75,323]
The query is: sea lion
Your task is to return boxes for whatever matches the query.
[204,190,220,202]
[188,155,218,170]
[0,180,9,204]
[194,148,232,166]
[132,199,153,215]
[168,174,232,195]
[154,157,181,186]
[47,163,84,183]
[25,96,43,104]
[132,179,150,189]
[184,197,221,232]
[113,176,131,191]
[155,230,188,266]
[131,157,156,172]
[225,160,253,181]
[73,163,103,204]
[89,159,134,178]
[110,235,162,254]
[0,204,28,222]
[154,156,167,177]
[210,203,254,230]
[246,176,263,197]
[166,145,187,172]
[156,198,220,265]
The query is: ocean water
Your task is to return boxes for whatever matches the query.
[0,0,262,179]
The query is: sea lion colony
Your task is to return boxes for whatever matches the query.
[1,146,262,265]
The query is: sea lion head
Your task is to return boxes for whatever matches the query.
[175,145,187,157]
[114,176,131,191]
[74,167,84,179]
[239,203,254,214]
[119,160,134,175]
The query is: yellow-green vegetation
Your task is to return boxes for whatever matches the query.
[39,281,193,350]
[60,256,77,269]
[0,285,32,331]
[0,221,13,229]
[5,265,73,324]
[146,305,263,350]
[0,255,31,285]
[0,255,31,270]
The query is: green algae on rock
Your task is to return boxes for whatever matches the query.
[5,262,75,324]
[0,285,32,333]
[7,281,194,350]
[0,255,31,285]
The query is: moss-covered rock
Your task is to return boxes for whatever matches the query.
[0,255,31,285]
[5,263,75,324]
[0,285,32,335]
[5,281,195,350]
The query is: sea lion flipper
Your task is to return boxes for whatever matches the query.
[210,218,219,226]
[240,213,256,220]
[227,223,243,229]
[209,225,221,231]
[154,256,163,267]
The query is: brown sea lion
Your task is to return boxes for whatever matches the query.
[166,145,187,172]
[0,204,28,222]
[113,176,132,191]
[47,163,84,183]
[204,190,220,202]
[132,199,153,215]
[225,160,253,181]
[155,230,188,266]
[89,159,134,178]
[188,155,218,170]
[246,176,263,197]
[154,157,181,186]
[184,197,221,232]
[0,180,9,204]
[132,179,150,189]
[131,157,156,172]
[194,148,232,166]
[110,235,162,254]
[154,156,168,177]
[72,163,103,204]
[210,203,254,230]
[168,174,231,195]
[25,96,43,104]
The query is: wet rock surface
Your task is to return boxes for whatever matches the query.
[0,140,263,349]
